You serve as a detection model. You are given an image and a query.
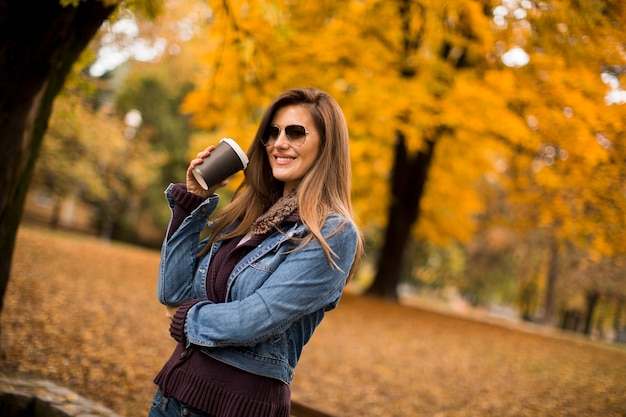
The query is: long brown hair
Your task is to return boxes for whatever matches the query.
[203,88,362,278]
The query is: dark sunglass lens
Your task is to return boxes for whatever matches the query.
[268,125,280,139]
[285,125,306,139]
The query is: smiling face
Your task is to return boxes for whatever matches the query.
[265,105,321,194]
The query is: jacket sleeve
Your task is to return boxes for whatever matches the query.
[158,183,220,306]
[181,216,359,348]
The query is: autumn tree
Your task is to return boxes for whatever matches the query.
[0,0,116,314]
[0,0,168,314]
[348,1,496,299]
[352,0,625,307]
[479,0,626,323]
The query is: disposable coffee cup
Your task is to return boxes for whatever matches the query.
[192,138,249,190]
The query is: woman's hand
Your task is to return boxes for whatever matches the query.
[186,146,229,198]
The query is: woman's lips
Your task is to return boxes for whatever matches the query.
[273,155,296,164]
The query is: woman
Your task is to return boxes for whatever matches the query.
[149,88,362,417]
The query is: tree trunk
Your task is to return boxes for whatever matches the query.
[614,298,624,334]
[0,0,116,314]
[541,239,559,325]
[367,132,435,300]
[583,290,600,336]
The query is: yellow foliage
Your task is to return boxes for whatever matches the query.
[176,0,626,259]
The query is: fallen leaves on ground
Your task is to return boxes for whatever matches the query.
[1,225,625,417]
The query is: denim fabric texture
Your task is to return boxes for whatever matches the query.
[158,184,359,385]
[149,388,215,417]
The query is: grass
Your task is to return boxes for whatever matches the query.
[1,224,625,417]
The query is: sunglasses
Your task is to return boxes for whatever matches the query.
[262,124,309,147]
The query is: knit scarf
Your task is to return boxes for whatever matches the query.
[251,190,299,235]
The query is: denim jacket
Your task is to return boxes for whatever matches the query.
[158,184,358,385]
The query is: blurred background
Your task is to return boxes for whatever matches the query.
[17,0,626,343]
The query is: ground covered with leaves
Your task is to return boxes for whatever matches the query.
[1,225,625,417]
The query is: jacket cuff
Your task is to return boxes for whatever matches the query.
[169,299,202,345]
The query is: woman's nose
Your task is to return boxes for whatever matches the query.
[273,130,290,148]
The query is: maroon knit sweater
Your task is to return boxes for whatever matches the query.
[154,184,294,417]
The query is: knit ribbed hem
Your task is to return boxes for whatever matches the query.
[155,368,290,417]
[169,299,199,344]
[167,184,207,239]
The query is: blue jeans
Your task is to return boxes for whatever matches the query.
[148,388,215,417]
